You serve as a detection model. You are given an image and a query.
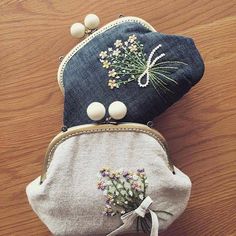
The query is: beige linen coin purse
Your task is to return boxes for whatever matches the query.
[27,122,191,236]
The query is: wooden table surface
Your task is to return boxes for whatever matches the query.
[1,0,236,235]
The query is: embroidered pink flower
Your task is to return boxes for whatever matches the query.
[131,182,142,191]
[97,180,106,190]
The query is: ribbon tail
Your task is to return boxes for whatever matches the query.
[137,44,165,88]
[150,210,159,236]
[147,44,162,65]
[106,212,137,236]
[150,53,165,68]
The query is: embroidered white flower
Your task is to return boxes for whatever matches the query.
[128,44,137,52]
[112,49,120,56]
[108,47,113,52]
[132,174,139,181]
[108,79,118,89]
[114,39,123,48]
[128,34,137,43]
[108,69,117,78]
[102,60,110,69]
[99,51,108,59]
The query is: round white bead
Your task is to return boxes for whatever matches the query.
[87,102,106,121]
[84,14,100,29]
[70,23,85,38]
[108,101,127,120]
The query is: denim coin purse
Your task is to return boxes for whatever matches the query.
[26,16,204,236]
[58,16,204,128]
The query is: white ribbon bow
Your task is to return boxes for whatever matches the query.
[137,44,165,87]
[107,196,159,236]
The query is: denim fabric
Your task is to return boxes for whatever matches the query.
[62,20,204,128]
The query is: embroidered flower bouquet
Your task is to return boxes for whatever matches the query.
[26,16,204,236]
[98,168,173,234]
[99,35,186,96]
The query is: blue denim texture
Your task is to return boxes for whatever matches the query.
[62,21,204,128]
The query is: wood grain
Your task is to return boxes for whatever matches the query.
[0,0,236,235]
